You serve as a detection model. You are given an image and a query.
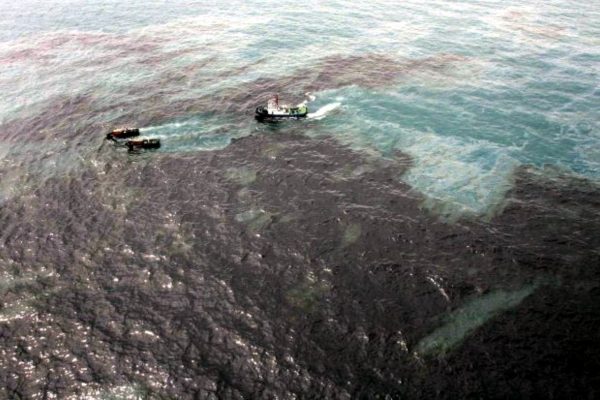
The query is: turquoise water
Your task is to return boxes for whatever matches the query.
[1,0,598,216]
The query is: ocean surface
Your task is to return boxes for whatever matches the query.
[1,1,599,398]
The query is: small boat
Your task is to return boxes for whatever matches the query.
[106,127,140,140]
[255,94,308,121]
[126,138,161,151]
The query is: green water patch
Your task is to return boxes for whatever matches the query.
[0,268,58,323]
[415,284,537,356]
[0,299,36,323]
[285,272,331,312]
[236,187,255,204]
[341,223,362,248]
[78,383,149,400]
[225,167,258,186]
[0,167,25,204]
[235,208,274,232]
[331,162,377,181]
[261,142,285,159]
[278,214,296,224]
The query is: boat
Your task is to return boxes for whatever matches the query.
[126,138,161,151]
[106,127,140,140]
[255,94,308,121]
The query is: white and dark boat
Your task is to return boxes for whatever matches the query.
[255,94,308,121]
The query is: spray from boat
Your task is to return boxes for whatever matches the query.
[296,92,317,107]
[301,92,342,120]
[307,102,341,120]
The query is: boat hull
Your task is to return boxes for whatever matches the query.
[126,138,161,151]
[106,128,140,140]
[255,106,308,122]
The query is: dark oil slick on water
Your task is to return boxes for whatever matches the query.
[1,129,599,398]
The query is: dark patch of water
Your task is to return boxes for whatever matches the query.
[1,133,598,399]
